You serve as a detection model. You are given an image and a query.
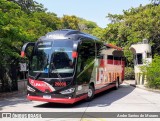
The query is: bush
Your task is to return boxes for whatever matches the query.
[141,55,160,89]
[125,67,135,80]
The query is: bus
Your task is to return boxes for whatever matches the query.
[21,29,125,104]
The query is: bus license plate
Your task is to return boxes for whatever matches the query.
[43,95,51,99]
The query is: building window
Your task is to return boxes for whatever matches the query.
[137,53,143,64]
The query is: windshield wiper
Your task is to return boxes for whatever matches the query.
[34,63,49,80]
[50,62,62,81]
[34,72,41,80]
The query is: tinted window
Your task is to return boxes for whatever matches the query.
[77,40,95,74]
[30,41,52,78]
[29,40,75,78]
[96,42,105,59]
[114,57,122,60]
[108,55,114,60]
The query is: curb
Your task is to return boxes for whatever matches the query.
[124,82,160,93]
[136,85,160,93]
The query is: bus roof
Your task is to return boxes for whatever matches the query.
[38,29,99,41]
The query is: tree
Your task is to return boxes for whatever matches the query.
[91,27,105,41]
[0,0,23,91]
[78,18,97,30]
[78,18,100,35]
[104,4,160,66]
[141,55,160,89]
[61,15,80,30]
[61,15,103,38]
[0,0,103,92]
[33,12,62,31]
[0,0,61,92]
[7,0,46,13]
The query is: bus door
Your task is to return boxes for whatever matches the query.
[76,39,95,95]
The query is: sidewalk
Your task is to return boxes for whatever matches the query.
[0,80,27,99]
[124,80,160,93]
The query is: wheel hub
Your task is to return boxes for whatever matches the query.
[88,89,92,97]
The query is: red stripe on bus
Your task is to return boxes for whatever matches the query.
[27,84,117,104]
[27,94,88,104]
[95,84,115,94]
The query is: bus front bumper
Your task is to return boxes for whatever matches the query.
[27,95,87,104]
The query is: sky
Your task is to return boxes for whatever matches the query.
[35,0,150,28]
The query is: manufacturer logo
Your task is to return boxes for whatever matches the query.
[30,79,47,87]
[29,79,55,92]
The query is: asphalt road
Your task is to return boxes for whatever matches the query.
[0,83,160,121]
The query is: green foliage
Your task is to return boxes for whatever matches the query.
[2,0,160,90]
[123,46,134,67]
[91,27,105,40]
[8,0,47,13]
[60,15,104,39]
[0,0,62,67]
[124,67,135,80]
[0,0,102,68]
[61,15,80,30]
[0,0,63,91]
[104,4,160,66]
[78,18,97,32]
[141,55,160,89]
[0,0,103,91]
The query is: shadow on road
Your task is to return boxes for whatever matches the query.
[88,84,135,107]
[0,93,31,110]
[0,84,135,110]
[34,84,135,108]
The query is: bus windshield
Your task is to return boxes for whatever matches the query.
[29,40,75,78]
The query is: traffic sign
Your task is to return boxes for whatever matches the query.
[20,63,27,72]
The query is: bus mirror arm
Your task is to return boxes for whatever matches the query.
[21,42,35,58]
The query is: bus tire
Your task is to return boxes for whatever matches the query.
[86,85,95,101]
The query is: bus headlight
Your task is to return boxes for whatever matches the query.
[27,85,35,92]
[60,88,75,94]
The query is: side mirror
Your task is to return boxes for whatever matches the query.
[21,42,35,58]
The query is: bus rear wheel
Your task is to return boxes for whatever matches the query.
[86,85,95,101]
[114,79,119,90]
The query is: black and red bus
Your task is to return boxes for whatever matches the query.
[21,29,125,104]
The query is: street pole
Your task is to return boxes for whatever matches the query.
[23,71,25,93]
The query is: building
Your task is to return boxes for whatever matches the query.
[130,39,152,85]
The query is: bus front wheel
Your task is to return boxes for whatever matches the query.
[86,85,95,101]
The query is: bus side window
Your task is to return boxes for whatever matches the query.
[77,40,95,74]
[96,42,105,59]
[77,56,82,73]
[114,56,121,65]
[107,55,113,64]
